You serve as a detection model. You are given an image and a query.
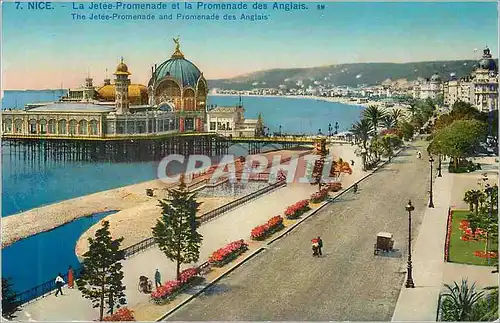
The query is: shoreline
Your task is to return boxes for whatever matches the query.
[210,93,410,111]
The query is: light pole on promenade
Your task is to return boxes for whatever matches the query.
[405,199,415,288]
[428,155,435,208]
[437,154,442,177]
[328,123,332,137]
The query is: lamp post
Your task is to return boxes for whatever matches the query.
[279,125,282,136]
[428,155,435,208]
[405,199,415,288]
[328,123,332,137]
[334,121,339,134]
[437,154,442,177]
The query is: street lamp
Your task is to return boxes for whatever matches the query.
[334,121,339,134]
[437,154,442,177]
[279,125,282,136]
[328,123,332,137]
[405,199,415,288]
[428,156,435,208]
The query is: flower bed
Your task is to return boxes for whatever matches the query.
[444,208,453,262]
[251,215,285,241]
[150,267,202,305]
[208,239,248,267]
[284,200,310,219]
[310,188,329,203]
[102,308,135,321]
[327,182,342,192]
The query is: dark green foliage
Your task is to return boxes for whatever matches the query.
[77,220,126,321]
[440,279,484,321]
[430,119,487,169]
[2,278,21,320]
[398,121,415,141]
[152,179,203,280]
[351,119,371,150]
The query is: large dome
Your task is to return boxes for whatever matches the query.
[153,57,202,88]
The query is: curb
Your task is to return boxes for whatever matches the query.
[155,145,407,321]
[156,246,266,321]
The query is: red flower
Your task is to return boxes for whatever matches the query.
[208,240,248,264]
[102,307,135,321]
[474,251,498,259]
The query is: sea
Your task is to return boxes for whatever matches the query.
[1,90,364,293]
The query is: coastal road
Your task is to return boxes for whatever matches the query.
[166,142,433,321]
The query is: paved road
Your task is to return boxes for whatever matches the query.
[167,142,432,321]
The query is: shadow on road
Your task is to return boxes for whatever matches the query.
[202,283,233,296]
[374,248,403,259]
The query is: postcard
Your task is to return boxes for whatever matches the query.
[1,1,498,321]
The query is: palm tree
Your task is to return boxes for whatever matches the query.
[390,109,404,126]
[407,103,419,119]
[362,105,386,135]
[382,115,396,130]
[351,119,371,150]
[440,279,484,321]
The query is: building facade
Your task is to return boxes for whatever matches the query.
[442,47,498,112]
[412,73,443,100]
[206,106,258,137]
[2,38,258,139]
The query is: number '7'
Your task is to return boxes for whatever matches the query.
[16,2,21,9]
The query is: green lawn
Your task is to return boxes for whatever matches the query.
[448,210,498,266]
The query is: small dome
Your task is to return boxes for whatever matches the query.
[479,58,497,71]
[430,73,441,82]
[114,58,131,75]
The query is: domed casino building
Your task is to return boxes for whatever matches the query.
[148,38,208,132]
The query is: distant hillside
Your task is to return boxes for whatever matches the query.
[207,60,495,90]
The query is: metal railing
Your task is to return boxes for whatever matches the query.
[199,180,286,224]
[15,267,84,306]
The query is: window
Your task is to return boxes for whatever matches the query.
[89,120,99,135]
[210,122,216,130]
[69,120,77,135]
[48,119,56,134]
[3,119,12,133]
[14,119,23,133]
[78,120,88,135]
[29,119,37,134]
[40,120,47,134]
[58,119,67,134]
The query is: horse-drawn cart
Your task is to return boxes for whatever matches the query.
[374,232,394,255]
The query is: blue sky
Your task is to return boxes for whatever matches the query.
[2,1,498,89]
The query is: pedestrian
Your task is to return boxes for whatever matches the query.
[311,238,319,257]
[317,236,323,256]
[67,266,74,289]
[55,273,65,297]
[154,269,161,289]
[351,160,355,166]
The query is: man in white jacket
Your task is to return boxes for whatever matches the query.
[55,273,65,297]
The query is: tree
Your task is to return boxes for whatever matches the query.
[77,221,127,321]
[390,108,404,127]
[362,105,387,136]
[351,119,371,150]
[152,178,203,281]
[440,279,485,321]
[379,134,403,160]
[255,113,265,137]
[398,121,414,141]
[429,119,487,169]
[2,278,21,320]
[463,189,486,215]
[382,115,395,130]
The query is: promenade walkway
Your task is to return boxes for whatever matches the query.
[392,156,498,321]
[18,144,361,321]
